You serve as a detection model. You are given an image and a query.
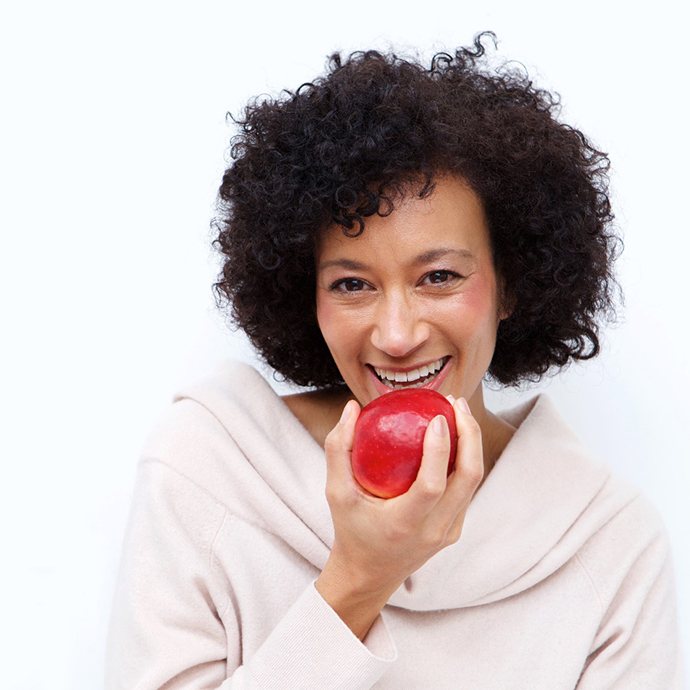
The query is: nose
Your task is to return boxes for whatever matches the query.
[370,293,430,358]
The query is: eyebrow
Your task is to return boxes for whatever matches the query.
[318,248,476,271]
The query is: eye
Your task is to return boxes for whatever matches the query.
[422,270,462,286]
[329,278,369,293]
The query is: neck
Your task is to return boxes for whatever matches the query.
[284,383,515,488]
[467,384,515,488]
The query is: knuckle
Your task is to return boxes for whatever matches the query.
[460,469,483,490]
[416,478,445,499]
[324,482,339,501]
[448,524,463,544]
[323,432,340,454]
[384,523,413,543]
[324,483,340,506]
[466,465,485,486]
[325,483,355,508]
[464,417,482,435]
[424,528,447,550]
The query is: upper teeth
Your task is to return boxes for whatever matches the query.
[374,357,446,384]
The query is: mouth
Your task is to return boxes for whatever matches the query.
[367,356,451,391]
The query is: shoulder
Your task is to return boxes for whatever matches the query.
[137,360,294,497]
[131,360,340,534]
[573,482,682,686]
[518,456,680,653]
[141,360,275,452]
[490,393,673,582]
[576,475,673,603]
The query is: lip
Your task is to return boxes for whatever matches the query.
[366,356,452,398]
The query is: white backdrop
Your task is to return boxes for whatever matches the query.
[1,1,688,687]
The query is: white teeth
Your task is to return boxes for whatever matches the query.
[373,357,447,387]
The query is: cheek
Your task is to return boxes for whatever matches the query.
[315,295,332,337]
[441,280,500,340]
[462,275,499,319]
[316,296,352,350]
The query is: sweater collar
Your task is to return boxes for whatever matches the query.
[179,360,628,611]
[389,393,614,609]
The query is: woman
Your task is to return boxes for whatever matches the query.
[106,33,683,688]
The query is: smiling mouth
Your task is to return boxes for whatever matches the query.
[369,356,450,390]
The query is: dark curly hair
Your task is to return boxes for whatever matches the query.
[211,31,624,390]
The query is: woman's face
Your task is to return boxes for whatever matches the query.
[315,175,511,408]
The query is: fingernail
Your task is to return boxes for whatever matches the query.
[459,397,471,414]
[446,394,456,404]
[431,415,446,435]
[339,401,352,424]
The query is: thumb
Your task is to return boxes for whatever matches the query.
[323,399,360,488]
[408,414,451,504]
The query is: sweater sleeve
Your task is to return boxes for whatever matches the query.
[105,458,397,690]
[575,510,685,690]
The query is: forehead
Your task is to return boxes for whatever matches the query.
[316,175,491,265]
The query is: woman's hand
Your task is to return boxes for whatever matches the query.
[319,396,485,602]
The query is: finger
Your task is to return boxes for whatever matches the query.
[323,399,361,489]
[406,414,451,511]
[436,397,485,515]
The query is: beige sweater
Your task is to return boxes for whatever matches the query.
[105,360,684,689]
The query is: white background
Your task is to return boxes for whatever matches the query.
[1,1,688,687]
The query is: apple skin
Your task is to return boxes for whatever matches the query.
[351,388,458,498]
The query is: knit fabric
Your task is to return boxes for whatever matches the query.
[105,360,684,689]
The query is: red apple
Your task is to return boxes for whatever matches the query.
[351,388,458,498]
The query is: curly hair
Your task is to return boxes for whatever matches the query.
[211,31,624,390]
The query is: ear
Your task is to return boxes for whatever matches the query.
[499,299,515,321]
[497,277,516,321]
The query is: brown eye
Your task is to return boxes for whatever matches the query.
[424,270,460,285]
[331,278,367,292]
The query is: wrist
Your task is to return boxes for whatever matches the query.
[320,546,400,600]
[315,554,397,641]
